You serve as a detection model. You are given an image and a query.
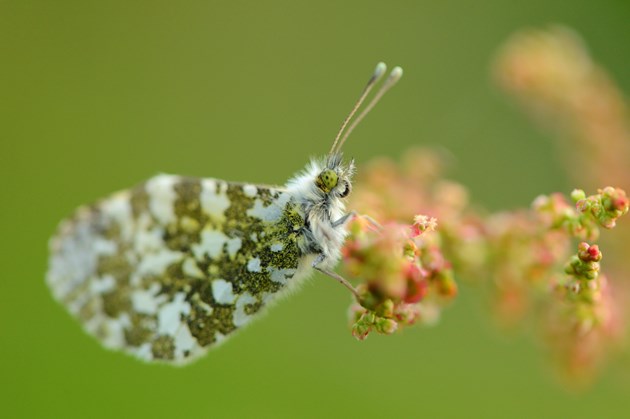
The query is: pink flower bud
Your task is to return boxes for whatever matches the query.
[401,262,427,303]
[577,242,602,262]
[411,214,438,237]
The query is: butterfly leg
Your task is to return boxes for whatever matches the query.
[359,214,383,231]
[331,212,355,228]
[332,211,382,231]
[312,254,361,301]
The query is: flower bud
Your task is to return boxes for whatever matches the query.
[377,299,395,318]
[352,322,371,341]
[403,262,428,303]
[577,242,602,262]
[411,214,437,237]
[571,189,586,202]
[375,318,399,335]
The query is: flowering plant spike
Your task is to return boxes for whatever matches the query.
[345,145,628,385]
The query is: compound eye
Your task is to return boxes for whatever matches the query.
[316,169,338,193]
[339,182,350,198]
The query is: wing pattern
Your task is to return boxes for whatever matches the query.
[47,174,306,364]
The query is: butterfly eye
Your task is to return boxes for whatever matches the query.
[316,169,338,193]
[339,182,351,198]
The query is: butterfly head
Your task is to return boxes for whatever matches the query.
[315,153,355,200]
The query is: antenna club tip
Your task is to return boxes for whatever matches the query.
[390,66,403,81]
[374,62,387,78]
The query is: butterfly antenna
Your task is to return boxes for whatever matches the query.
[329,62,387,156]
[336,66,403,151]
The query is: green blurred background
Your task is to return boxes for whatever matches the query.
[2,1,629,418]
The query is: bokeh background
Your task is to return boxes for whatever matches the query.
[2,1,629,418]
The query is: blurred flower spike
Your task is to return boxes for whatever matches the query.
[344,215,455,341]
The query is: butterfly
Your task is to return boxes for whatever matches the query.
[47,62,403,364]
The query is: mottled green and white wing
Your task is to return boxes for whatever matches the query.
[47,174,306,364]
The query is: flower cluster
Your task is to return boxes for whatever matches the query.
[343,147,628,385]
[339,26,630,386]
[343,215,455,340]
[574,187,629,230]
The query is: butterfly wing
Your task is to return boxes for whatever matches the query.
[47,174,306,364]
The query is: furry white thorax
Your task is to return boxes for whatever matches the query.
[285,155,355,270]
